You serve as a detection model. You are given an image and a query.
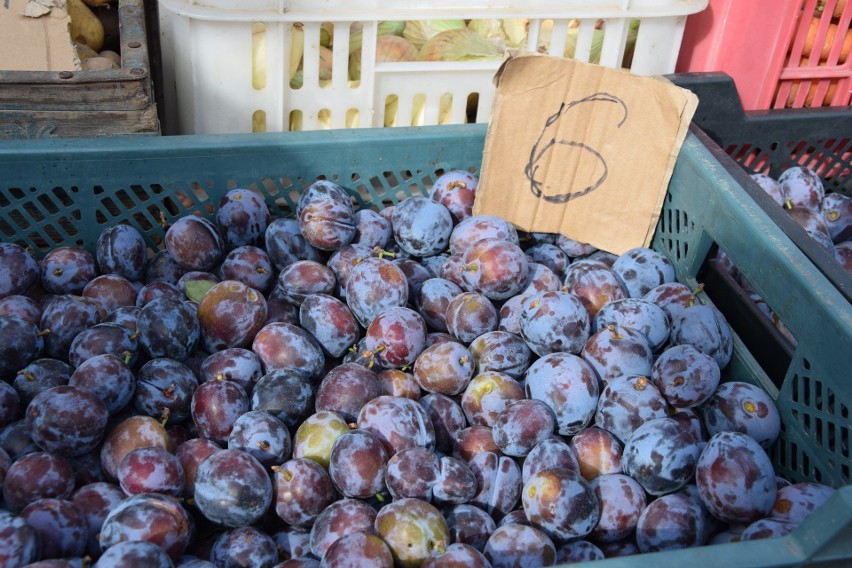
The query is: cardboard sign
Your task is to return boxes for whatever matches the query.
[473,52,698,255]
[0,0,77,72]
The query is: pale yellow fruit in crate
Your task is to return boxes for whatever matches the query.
[403,19,465,50]
[416,29,502,62]
[82,56,119,71]
[99,50,122,66]
[68,0,105,52]
[349,35,418,82]
[290,23,305,81]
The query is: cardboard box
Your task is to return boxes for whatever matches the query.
[0,0,78,72]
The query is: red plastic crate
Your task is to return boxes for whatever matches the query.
[676,0,851,109]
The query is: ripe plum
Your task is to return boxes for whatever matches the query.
[563,259,628,319]
[522,467,600,541]
[482,524,556,568]
[216,188,271,249]
[0,243,39,298]
[40,246,96,295]
[702,381,781,449]
[227,409,292,466]
[460,238,529,301]
[695,431,777,524]
[429,169,478,223]
[622,417,700,496]
[137,297,200,361]
[165,216,223,271]
[525,352,599,436]
[273,457,336,527]
[195,448,273,527]
[445,292,498,344]
[374,498,450,568]
[391,196,453,258]
[519,290,590,356]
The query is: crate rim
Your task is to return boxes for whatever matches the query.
[158,0,708,22]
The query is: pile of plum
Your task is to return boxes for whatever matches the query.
[713,165,850,347]
[0,170,838,567]
[749,166,851,267]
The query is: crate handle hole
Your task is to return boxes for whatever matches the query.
[253,110,267,133]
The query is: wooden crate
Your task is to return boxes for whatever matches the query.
[0,0,159,139]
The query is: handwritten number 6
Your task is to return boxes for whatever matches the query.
[525,93,628,204]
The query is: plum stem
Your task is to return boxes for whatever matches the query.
[257,440,271,451]
[633,376,648,390]
[52,268,63,277]
[448,181,467,191]
[17,370,36,381]
[431,539,446,555]
[122,351,133,365]
[361,344,385,369]
[606,324,623,340]
[784,198,794,210]
[375,493,385,502]
[462,264,478,273]
[160,406,170,426]
[256,266,269,274]
[36,328,51,337]
[273,466,293,482]
[373,247,396,259]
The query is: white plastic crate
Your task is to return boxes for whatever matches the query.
[157,0,708,134]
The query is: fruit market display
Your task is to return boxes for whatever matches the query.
[0,170,840,567]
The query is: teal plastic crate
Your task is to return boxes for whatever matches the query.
[0,125,850,566]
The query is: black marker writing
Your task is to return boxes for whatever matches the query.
[525,92,628,204]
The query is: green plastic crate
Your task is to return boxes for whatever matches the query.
[0,125,850,566]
